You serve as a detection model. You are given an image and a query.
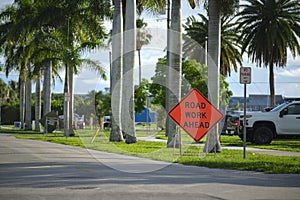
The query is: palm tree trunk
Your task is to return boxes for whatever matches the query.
[63,64,70,137]
[269,63,275,107]
[35,76,41,132]
[166,0,182,148]
[165,0,171,138]
[110,0,124,142]
[25,65,32,130]
[19,78,25,129]
[138,49,142,85]
[43,61,52,115]
[204,0,222,153]
[69,68,75,136]
[123,0,137,144]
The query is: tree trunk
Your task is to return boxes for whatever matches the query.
[165,0,171,138]
[25,65,32,130]
[35,75,41,132]
[204,0,222,153]
[43,61,52,115]
[64,64,70,137]
[166,0,182,148]
[19,78,25,129]
[123,0,137,144]
[269,63,275,107]
[138,49,141,85]
[110,0,124,142]
[69,68,75,136]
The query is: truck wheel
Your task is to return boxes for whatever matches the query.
[253,126,273,144]
[239,132,253,142]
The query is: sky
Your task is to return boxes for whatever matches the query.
[0,0,300,98]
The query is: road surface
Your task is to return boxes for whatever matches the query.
[0,134,299,200]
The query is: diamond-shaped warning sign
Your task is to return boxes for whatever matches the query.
[168,88,224,142]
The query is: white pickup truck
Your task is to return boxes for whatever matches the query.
[239,101,300,144]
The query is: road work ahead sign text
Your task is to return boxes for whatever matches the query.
[168,88,224,142]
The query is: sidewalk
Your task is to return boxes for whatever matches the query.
[138,135,300,157]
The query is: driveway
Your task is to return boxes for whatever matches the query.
[0,134,299,200]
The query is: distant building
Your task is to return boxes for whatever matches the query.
[228,94,285,111]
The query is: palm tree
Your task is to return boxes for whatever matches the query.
[29,0,110,136]
[123,0,137,144]
[166,0,183,148]
[110,0,165,142]
[43,62,52,116]
[136,18,152,85]
[189,0,238,153]
[237,0,300,107]
[205,0,222,153]
[1,0,110,133]
[25,64,32,130]
[184,13,243,77]
[110,0,124,142]
[0,1,36,130]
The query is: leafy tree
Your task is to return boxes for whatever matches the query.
[184,13,243,76]
[237,0,300,107]
[134,79,150,113]
[95,91,111,130]
[149,57,232,108]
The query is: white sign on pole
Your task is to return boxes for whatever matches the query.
[240,67,251,84]
[240,67,251,159]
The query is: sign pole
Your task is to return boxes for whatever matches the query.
[178,126,182,156]
[243,83,247,159]
[240,66,251,160]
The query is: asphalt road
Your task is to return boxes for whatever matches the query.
[0,134,299,200]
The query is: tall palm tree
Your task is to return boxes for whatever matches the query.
[194,0,238,153]
[123,0,137,144]
[166,0,182,148]
[110,0,165,142]
[136,18,152,85]
[0,1,36,130]
[237,0,300,107]
[43,62,52,115]
[1,0,110,133]
[35,71,41,132]
[25,64,32,130]
[30,0,110,136]
[110,0,124,142]
[206,0,222,153]
[184,13,243,77]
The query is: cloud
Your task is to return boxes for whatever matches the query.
[80,77,104,85]
[277,68,300,78]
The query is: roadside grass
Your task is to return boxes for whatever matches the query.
[2,128,300,174]
[220,135,300,152]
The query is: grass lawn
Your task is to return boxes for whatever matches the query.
[1,127,300,174]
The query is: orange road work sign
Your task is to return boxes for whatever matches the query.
[168,88,224,142]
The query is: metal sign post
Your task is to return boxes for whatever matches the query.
[240,67,251,159]
[0,98,2,128]
[243,84,247,159]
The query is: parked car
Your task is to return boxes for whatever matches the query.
[103,115,111,129]
[59,113,85,129]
